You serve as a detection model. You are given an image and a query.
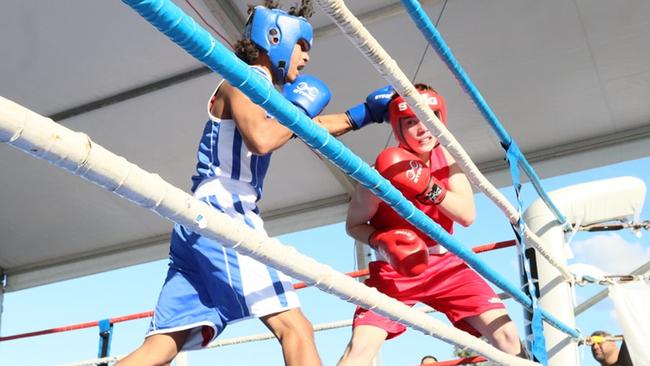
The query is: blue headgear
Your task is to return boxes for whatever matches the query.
[245,6,313,83]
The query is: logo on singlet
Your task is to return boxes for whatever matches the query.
[488,297,502,304]
[406,160,423,183]
[294,81,319,102]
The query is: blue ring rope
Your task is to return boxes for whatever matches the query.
[121,0,578,338]
[400,0,569,229]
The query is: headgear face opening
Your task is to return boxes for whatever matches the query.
[388,89,447,150]
[245,6,313,83]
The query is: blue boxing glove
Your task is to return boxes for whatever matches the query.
[346,85,394,130]
[282,75,332,118]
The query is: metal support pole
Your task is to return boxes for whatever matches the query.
[354,240,381,366]
[575,260,650,316]
[0,270,5,336]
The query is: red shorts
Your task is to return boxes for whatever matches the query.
[353,252,504,339]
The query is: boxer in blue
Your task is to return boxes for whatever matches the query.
[117,3,393,366]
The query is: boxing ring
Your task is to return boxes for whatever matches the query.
[1,0,648,365]
[0,240,517,366]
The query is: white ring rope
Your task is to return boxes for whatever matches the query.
[0,97,537,366]
[59,310,439,366]
[59,355,120,366]
[58,321,355,366]
[313,0,573,282]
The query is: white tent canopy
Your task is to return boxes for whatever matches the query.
[1,0,649,292]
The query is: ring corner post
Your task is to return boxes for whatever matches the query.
[524,197,577,366]
[523,176,647,366]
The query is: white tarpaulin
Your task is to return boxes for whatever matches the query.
[609,280,650,366]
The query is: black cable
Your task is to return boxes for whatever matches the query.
[184,0,235,49]
[383,0,449,149]
[411,0,448,81]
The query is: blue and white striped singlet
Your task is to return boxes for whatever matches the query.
[148,66,300,350]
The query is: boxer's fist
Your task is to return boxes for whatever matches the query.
[369,228,428,276]
[375,147,446,205]
[283,75,331,118]
[345,85,394,129]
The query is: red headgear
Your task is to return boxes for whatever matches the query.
[387,89,446,151]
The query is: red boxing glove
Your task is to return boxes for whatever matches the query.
[369,228,429,277]
[375,147,447,205]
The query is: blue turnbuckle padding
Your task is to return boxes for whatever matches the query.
[97,318,113,362]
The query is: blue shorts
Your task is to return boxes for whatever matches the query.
[147,178,300,349]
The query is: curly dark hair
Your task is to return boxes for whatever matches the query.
[244,0,313,16]
[234,39,260,65]
[389,83,437,103]
[234,0,314,64]
[246,0,280,14]
[288,0,314,18]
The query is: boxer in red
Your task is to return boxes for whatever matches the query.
[337,84,527,365]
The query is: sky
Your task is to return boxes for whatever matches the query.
[0,155,648,366]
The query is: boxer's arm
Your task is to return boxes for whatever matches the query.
[228,74,333,155]
[346,184,381,244]
[313,113,355,137]
[307,85,396,137]
[225,82,294,155]
[436,149,475,226]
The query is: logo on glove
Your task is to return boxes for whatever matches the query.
[293,81,320,102]
[393,229,415,239]
[406,160,423,183]
[372,92,393,101]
